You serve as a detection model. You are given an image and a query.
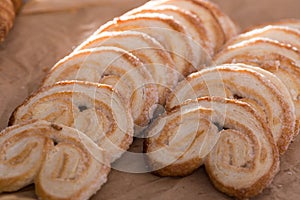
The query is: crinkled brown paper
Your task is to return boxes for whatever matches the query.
[0,0,300,199]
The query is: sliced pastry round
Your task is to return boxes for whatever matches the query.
[43,46,158,128]
[197,97,279,199]
[125,5,213,57]
[74,30,178,105]
[145,97,279,199]
[214,38,300,120]
[0,120,110,200]
[226,25,300,50]
[10,81,134,162]
[144,104,219,176]
[93,13,207,76]
[166,64,296,154]
[141,0,239,52]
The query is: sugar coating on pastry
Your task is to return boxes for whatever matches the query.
[247,18,300,32]
[141,0,239,52]
[125,4,214,58]
[214,38,300,120]
[74,30,178,105]
[272,19,300,30]
[166,63,296,154]
[10,81,134,162]
[196,97,279,199]
[43,46,158,128]
[145,96,279,199]
[144,105,219,176]
[227,25,300,50]
[93,13,203,76]
[3,0,290,199]
[0,120,110,200]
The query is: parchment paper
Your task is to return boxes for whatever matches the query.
[0,0,300,199]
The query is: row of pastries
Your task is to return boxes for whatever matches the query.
[1,0,300,199]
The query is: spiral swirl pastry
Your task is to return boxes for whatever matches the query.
[214,38,300,120]
[144,104,219,177]
[125,5,213,57]
[74,30,178,105]
[42,46,158,128]
[226,25,300,50]
[10,81,134,162]
[93,13,207,76]
[197,98,279,199]
[0,120,110,200]
[145,97,279,199]
[166,64,296,154]
[141,0,239,52]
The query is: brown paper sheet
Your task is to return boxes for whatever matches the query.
[0,0,300,199]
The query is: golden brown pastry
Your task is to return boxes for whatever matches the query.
[42,46,158,129]
[0,120,110,200]
[226,25,300,50]
[140,0,239,52]
[166,64,296,154]
[125,4,214,58]
[92,13,207,76]
[145,97,279,199]
[199,98,279,199]
[10,81,134,162]
[74,30,178,105]
[247,19,300,32]
[5,0,288,199]
[0,0,15,43]
[144,103,219,177]
[214,38,300,121]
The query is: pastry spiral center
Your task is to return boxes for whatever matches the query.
[51,144,85,181]
[218,129,255,170]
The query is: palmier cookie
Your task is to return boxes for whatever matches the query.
[140,0,239,52]
[125,4,214,58]
[166,64,296,154]
[43,46,158,129]
[145,97,279,199]
[10,81,134,162]
[214,38,300,120]
[144,103,219,177]
[93,13,206,76]
[199,97,279,199]
[0,120,110,200]
[74,30,178,105]
[226,25,300,50]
